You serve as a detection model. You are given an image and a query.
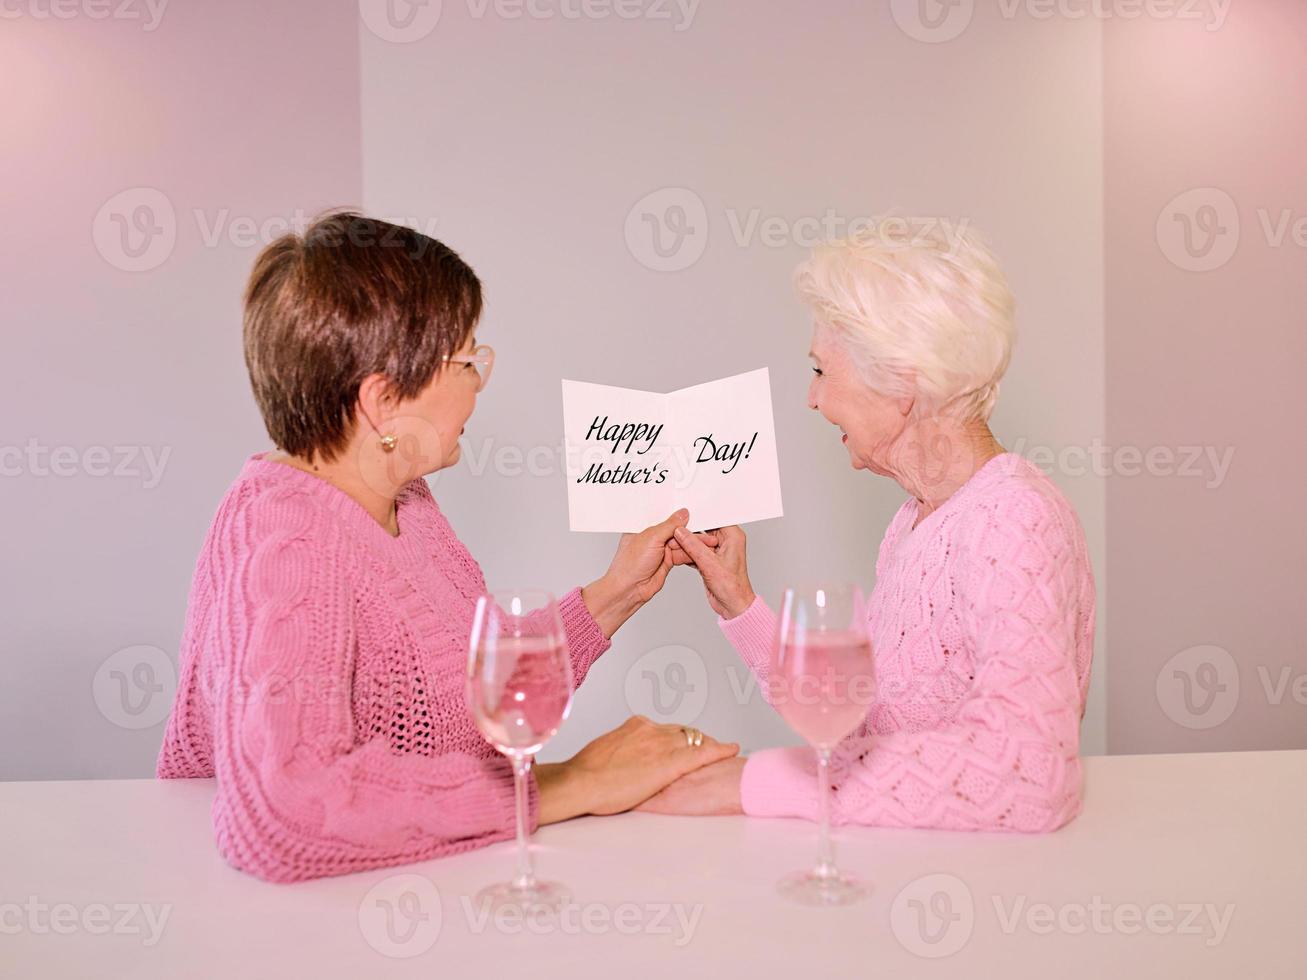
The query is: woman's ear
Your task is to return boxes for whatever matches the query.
[894,368,917,418]
[356,373,398,433]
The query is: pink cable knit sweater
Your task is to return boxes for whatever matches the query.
[723,453,1096,833]
[156,454,610,883]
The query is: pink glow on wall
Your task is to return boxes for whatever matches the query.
[1105,2,1307,752]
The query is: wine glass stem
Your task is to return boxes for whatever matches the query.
[512,753,535,891]
[815,747,836,878]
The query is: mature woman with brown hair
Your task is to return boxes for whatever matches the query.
[156,211,736,883]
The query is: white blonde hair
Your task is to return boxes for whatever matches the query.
[793,216,1016,423]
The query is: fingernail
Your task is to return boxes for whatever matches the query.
[673,526,687,539]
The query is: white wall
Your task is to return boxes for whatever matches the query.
[359,0,1108,759]
[0,1,1109,780]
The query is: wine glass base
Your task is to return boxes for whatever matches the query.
[777,869,868,906]
[474,880,570,915]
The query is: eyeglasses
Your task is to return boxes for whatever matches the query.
[443,344,495,392]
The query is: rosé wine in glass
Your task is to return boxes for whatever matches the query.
[467,590,574,913]
[773,629,876,750]
[771,584,876,906]
[470,635,572,756]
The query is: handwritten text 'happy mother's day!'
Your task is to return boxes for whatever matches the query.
[575,416,759,486]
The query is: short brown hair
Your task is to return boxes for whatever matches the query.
[242,210,482,463]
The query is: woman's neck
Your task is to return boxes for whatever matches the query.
[895,420,1005,524]
[265,449,401,537]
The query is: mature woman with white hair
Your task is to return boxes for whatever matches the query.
[651,219,1097,833]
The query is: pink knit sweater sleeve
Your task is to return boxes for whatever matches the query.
[718,595,779,696]
[208,489,524,883]
[525,587,610,690]
[724,484,1092,833]
[401,475,610,686]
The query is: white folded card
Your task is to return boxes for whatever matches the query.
[561,368,784,533]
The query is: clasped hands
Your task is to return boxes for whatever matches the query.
[579,507,756,637]
[548,510,760,824]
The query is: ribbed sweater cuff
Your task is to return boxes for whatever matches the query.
[717,595,774,672]
[559,585,610,680]
[740,747,821,821]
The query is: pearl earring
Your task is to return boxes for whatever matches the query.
[379,434,397,453]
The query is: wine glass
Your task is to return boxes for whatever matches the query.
[771,583,876,906]
[467,589,574,912]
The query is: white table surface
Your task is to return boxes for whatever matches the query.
[2,750,1303,978]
